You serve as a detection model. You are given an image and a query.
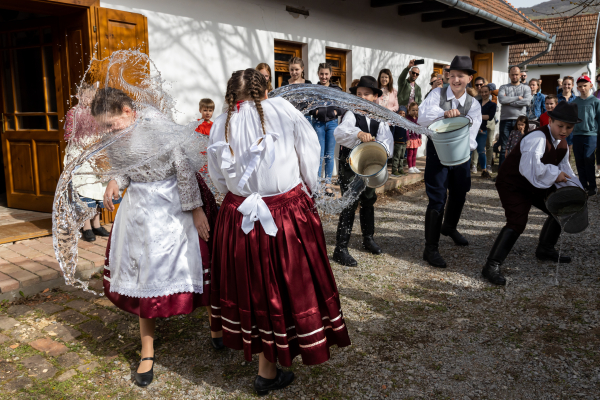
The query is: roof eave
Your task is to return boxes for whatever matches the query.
[525,60,592,67]
[434,0,555,43]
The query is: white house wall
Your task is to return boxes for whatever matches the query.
[101,0,511,122]
[526,65,591,87]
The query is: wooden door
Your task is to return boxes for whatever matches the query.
[274,41,302,88]
[96,7,148,223]
[472,52,494,83]
[1,18,65,212]
[325,48,347,91]
[433,63,444,77]
[540,74,560,96]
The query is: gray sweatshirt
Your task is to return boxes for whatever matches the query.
[498,83,532,120]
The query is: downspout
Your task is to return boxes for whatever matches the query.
[435,0,556,44]
[516,38,555,69]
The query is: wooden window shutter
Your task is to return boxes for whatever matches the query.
[97,8,149,58]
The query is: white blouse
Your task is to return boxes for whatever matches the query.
[208,97,320,236]
[518,128,578,189]
[334,111,394,157]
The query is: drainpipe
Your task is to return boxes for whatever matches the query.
[435,0,556,44]
[516,38,556,69]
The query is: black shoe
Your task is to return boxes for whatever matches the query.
[440,227,469,246]
[254,369,295,396]
[481,170,492,179]
[481,227,520,286]
[211,336,225,350]
[424,209,446,268]
[587,188,597,196]
[92,226,111,237]
[423,245,447,268]
[134,357,155,387]
[332,247,358,267]
[82,229,96,242]
[536,216,571,263]
[440,196,468,246]
[482,260,506,285]
[362,236,382,255]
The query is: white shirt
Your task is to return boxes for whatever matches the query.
[518,127,578,189]
[208,98,320,236]
[334,111,394,157]
[417,86,482,151]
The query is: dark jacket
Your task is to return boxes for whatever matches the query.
[309,83,345,123]
[392,126,407,143]
[397,66,422,106]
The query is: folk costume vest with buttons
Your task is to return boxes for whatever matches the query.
[496,125,568,196]
[339,113,380,160]
[439,88,473,116]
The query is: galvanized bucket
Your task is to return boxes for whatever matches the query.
[545,186,588,234]
[427,116,472,166]
[348,141,389,189]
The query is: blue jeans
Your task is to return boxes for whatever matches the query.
[573,135,598,191]
[312,119,338,182]
[476,131,487,169]
[499,119,517,166]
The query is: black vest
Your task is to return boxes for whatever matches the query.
[340,114,380,159]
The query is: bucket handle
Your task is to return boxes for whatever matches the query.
[344,139,389,164]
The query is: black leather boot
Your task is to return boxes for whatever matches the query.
[360,205,382,255]
[482,227,520,285]
[535,216,571,263]
[423,209,447,268]
[440,196,469,246]
[332,208,358,267]
[254,368,295,396]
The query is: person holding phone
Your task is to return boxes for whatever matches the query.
[397,59,423,106]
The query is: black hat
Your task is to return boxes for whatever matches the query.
[448,55,477,76]
[349,76,383,97]
[547,101,582,124]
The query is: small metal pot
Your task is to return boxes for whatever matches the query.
[348,141,389,189]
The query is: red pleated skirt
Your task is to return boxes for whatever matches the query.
[210,184,351,367]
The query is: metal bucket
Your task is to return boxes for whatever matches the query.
[348,141,389,188]
[545,186,588,234]
[427,116,472,166]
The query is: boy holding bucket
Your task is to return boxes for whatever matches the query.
[332,76,394,267]
[417,56,482,269]
[482,101,581,286]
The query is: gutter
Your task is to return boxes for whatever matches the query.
[435,0,556,44]
[525,60,591,68]
[516,37,556,68]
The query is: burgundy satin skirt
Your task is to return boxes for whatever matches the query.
[210,184,351,367]
[102,172,217,319]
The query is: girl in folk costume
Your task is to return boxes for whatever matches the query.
[482,101,580,285]
[417,56,482,269]
[207,69,351,396]
[96,88,220,388]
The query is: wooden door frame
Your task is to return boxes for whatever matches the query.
[325,48,347,92]
[274,40,302,88]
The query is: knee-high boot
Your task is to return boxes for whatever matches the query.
[360,205,382,255]
[332,207,358,266]
[423,209,446,268]
[441,196,469,246]
[482,227,520,285]
[535,216,571,263]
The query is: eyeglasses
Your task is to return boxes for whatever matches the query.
[411,72,420,76]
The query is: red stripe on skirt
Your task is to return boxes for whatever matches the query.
[210,184,351,366]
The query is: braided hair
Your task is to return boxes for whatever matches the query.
[223,68,269,155]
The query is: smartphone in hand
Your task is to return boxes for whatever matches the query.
[414,59,425,65]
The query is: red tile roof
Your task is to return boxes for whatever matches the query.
[459,0,547,35]
[509,13,599,65]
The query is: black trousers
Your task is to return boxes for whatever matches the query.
[424,139,471,213]
[337,157,377,237]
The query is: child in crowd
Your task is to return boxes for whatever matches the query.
[207,69,351,395]
[63,83,114,242]
[482,101,580,285]
[572,75,600,196]
[391,105,408,176]
[406,102,422,173]
[540,94,558,127]
[96,88,218,388]
[505,115,529,157]
[196,98,214,136]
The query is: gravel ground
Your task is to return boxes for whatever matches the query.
[1,177,599,399]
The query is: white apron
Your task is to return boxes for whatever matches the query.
[107,175,203,298]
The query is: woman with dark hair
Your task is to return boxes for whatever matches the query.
[376,69,399,112]
[281,57,312,86]
[309,63,344,196]
[558,76,576,153]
